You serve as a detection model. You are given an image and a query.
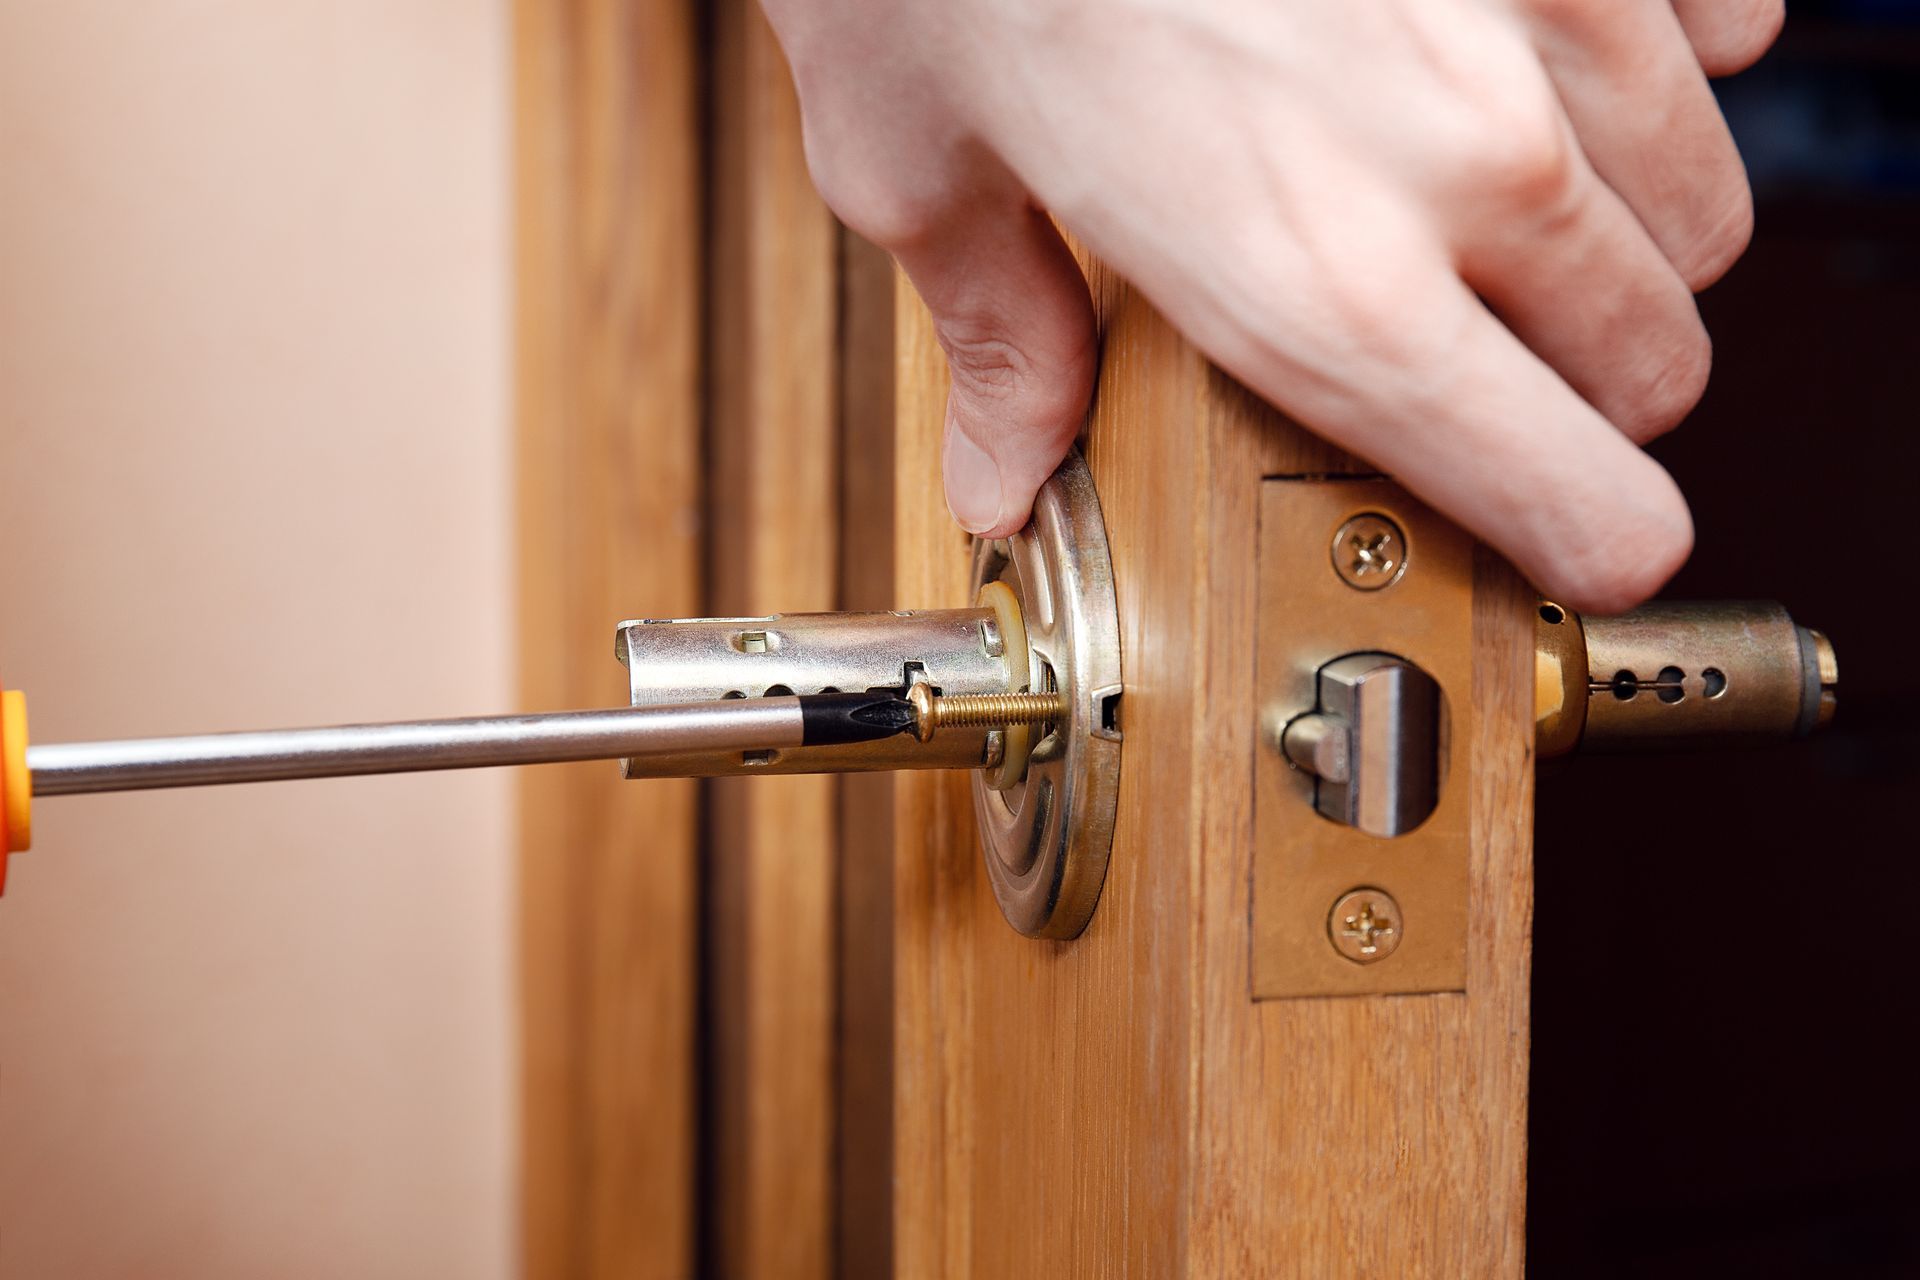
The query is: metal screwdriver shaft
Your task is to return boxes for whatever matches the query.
[24,690,1065,798]
[26,692,913,797]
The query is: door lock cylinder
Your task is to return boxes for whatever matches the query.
[1536,600,1837,757]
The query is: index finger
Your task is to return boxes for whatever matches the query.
[1203,261,1694,613]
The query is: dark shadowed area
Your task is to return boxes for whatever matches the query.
[1530,3,1920,1274]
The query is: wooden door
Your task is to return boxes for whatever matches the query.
[884,269,1536,1276]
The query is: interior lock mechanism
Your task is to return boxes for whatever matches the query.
[1,452,1123,940]
[617,452,1123,938]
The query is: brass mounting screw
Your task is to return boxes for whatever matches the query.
[1331,513,1409,591]
[1328,888,1403,964]
[906,684,1066,744]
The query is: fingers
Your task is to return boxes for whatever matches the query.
[1670,0,1786,76]
[1527,0,1753,288]
[890,198,1097,538]
[1375,295,1694,614]
[1211,251,1692,612]
[1456,124,1710,445]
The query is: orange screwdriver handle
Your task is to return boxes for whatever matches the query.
[0,688,31,894]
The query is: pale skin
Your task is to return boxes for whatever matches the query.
[758,0,1784,612]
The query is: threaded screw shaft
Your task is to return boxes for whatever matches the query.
[906,686,1065,743]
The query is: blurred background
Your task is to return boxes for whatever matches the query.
[1531,1,1920,1275]
[0,3,514,1277]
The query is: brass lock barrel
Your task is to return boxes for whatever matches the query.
[615,606,1018,778]
[1536,600,1837,757]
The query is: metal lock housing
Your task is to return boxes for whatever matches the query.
[615,450,1123,940]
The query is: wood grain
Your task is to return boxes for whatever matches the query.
[704,4,840,1277]
[515,0,702,1276]
[833,226,899,1280]
[891,253,1533,1275]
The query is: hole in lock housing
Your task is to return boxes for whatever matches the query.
[1036,660,1067,740]
[1656,666,1687,704]
[867,660,928,698]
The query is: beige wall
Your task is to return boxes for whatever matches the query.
[0,4,514,1276]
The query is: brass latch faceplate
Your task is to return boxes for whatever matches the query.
[1254,478,1477,999]
[1252,478,1839,1000]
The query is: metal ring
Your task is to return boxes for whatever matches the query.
[968,449,1123,940]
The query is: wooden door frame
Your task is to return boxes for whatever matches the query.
[515,1,702,1275]
[517,3,889,1275]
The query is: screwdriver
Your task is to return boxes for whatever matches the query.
[0,685,1062,894]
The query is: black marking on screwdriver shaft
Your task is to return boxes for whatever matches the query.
[797,691,918,746]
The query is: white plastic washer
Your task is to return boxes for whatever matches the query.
[976,579,1032,791]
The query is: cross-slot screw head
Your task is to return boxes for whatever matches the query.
[1328,888,1403,964]
[1331,513,1409,591]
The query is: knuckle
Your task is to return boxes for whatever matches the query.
[797,120,959,251]
[1522,0,1601,33]
[1302,267,1434,370]
[1458,94,1580,219]
[943,325,1031,394]
[940,323,1089,437]
[811,166,946,249]
[1269,256,1471,386]
[1318,276,1404,356]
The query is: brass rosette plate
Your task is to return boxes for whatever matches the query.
[967,450,1123,940]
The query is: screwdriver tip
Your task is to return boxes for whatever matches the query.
[797,692,916,747]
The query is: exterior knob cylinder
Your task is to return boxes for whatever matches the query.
[1535,601,1837,758]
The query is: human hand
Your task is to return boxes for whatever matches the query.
[759,0,1780,612]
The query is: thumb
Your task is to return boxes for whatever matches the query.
[893,201,1097,538]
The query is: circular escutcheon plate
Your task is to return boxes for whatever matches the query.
[968,449,1122,940]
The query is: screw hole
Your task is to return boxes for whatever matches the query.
[1703,668,1728,699]
[1610,670,1638,701]
[1657,666,1686,704]
[1539,603,1566,625]
[1098,690,1122,735]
